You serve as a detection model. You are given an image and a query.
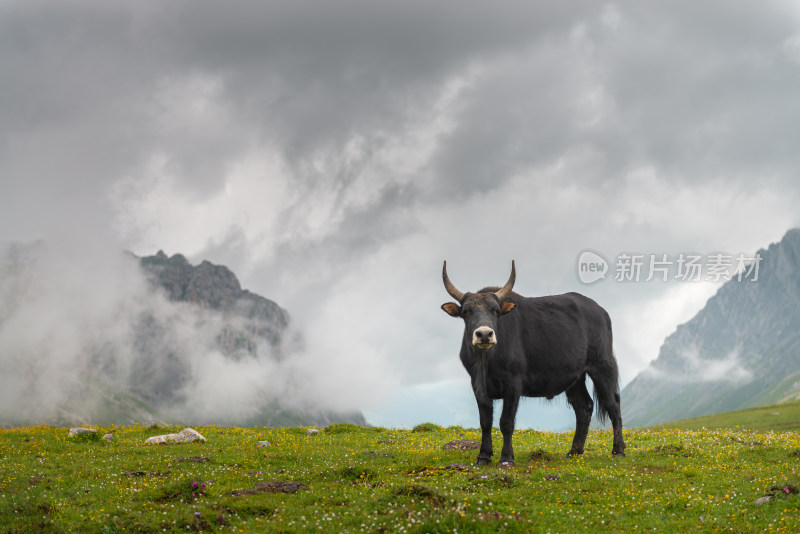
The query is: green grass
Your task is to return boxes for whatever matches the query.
[1,423,800,532]
[647,399,800,432]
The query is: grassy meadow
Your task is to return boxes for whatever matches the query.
[647,399,800,433]
[1,420,799,533]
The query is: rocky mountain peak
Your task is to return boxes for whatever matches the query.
[139,251,289,349]
[622,228,800,426]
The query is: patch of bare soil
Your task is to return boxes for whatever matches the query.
[228,481,307,496]
[443,440,480,451]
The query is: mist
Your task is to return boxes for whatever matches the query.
[0,241,379,426]
[639,345,753,385]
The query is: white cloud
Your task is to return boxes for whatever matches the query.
[642,345,753,384]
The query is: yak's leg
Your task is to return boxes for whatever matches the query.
[594,382,626,457]
[609,391,626,457]
[499,396,520,465]
[476,396,494,465]
[565,377,593,457]
[589,362,626,457]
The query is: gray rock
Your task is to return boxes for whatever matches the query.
[755,495,773,505]
[256,441,272,447]
[102,433,113,442]
[306,428,319,436]
[68,428,96,437]
[145,427,206,445]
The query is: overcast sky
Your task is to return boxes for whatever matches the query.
[2,1,800,428]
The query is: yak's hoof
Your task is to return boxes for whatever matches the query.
[612,450,626,458]
[475,457,491,466]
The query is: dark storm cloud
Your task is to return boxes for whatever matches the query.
[599,2,800,182]
[3,1,798,198]
[435,0,800,197]
[143,0,593,148]
[0,0,599,241]
[5,0,796,245]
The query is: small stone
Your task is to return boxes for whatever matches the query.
[68,428,96,438]
[144,434,169,445]
[175,428,206,443]
[256,441,272,447]
[754,495,773,505]
[145,427,206,445]
[306,429,319,436]
[102,433,113,442]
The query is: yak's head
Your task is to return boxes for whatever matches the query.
[441,261,517,350]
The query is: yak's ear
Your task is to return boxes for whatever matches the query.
[500,301,517,315]
[441,302,461,317]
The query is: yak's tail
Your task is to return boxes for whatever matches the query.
[590,352,620,425]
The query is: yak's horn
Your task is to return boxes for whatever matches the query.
[442,261,465,302]
[494,260,516,301]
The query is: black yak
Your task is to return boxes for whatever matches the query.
[441,261,625,465]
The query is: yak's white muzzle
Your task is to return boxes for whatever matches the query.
[472,326,497,350]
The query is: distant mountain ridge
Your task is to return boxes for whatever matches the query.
[622,229,800,427]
